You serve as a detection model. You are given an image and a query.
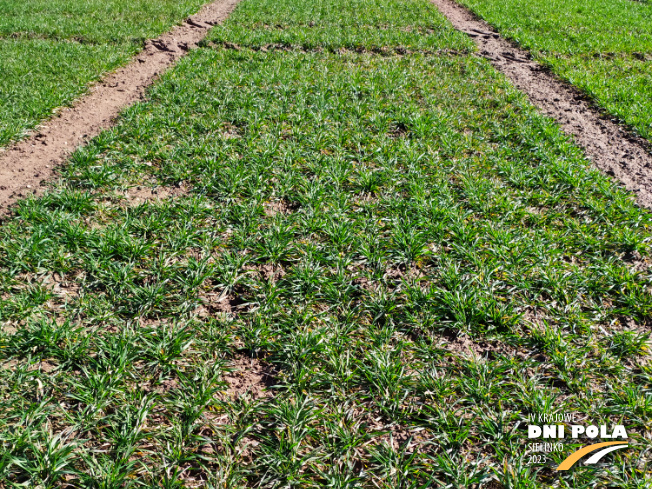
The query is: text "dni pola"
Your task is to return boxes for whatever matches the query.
[528,424,628,439]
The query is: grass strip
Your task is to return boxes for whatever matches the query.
[205,0,474,52]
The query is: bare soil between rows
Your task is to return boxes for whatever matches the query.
[0,0,241,215]
[431,0,652,209]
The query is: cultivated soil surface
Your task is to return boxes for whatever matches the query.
[432,0,652,208]
[2,0,650,485]
[0,0,240,214]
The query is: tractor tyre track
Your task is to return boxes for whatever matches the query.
[431,0,652,208]
[0,0,240,214]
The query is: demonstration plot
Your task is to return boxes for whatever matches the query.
[206,0,473,52]
[0,0,208,147]
[0,0,650,487]
[457,0,652,141]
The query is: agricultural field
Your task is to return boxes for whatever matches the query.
[1,0,651,487]
[457,0,652,141]
[0,0,209,147]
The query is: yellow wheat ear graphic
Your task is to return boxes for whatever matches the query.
[556,442,629,471]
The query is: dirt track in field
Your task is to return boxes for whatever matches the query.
[432,0,652,209]
[0,0,240,214]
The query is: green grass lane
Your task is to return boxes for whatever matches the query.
[0,0,209,148]
[456,0,652,141]
[1,0,651,487]
[206,0,474,52]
